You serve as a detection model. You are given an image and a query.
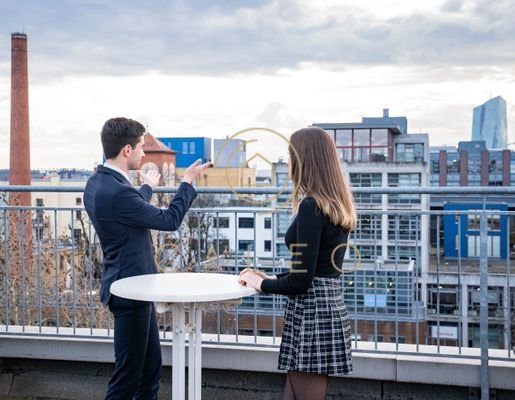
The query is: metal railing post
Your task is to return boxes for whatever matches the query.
[479,206,490,400]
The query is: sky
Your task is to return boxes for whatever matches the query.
[0,0,514,169]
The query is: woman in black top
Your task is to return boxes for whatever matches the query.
[240,127,356,400]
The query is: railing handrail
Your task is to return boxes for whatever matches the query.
[2,185,515,195]
[2,206,515,217]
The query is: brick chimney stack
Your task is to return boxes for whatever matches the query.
[8,32,32,276]
[10,33,31,192]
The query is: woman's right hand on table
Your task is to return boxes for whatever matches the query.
[238,268,276,284]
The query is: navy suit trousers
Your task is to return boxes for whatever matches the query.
[106,301,162,400]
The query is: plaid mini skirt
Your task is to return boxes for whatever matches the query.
[278,276,353,376]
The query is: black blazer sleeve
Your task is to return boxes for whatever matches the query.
[114,182,197,231]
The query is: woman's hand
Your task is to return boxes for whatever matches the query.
[238,270,264,292]
[238,268,274,281]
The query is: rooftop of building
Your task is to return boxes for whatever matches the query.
[144,133,176,154]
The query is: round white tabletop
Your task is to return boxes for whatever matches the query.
[110,272,257,303]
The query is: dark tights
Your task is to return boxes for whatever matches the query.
[281,371,328,400]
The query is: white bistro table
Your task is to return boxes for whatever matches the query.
[110,272,257,400]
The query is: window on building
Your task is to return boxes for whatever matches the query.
[488,214,501,230]
[264,217,271,229]
[340,147,352,162]
[75,197,82,206]
[73,228,82,246]
[387,245,417,260]
[468,286,503,318]
[324,128,335,139]
[182,142,188,154]
[238,217,254,229]
[213,217,230,228]
[427,284,459,315]
[349,244,382,260]
[467,212,501,231]
[371,129,388,146]
[370,147,387,162]
[446,153,460,173]
[33,198,46,241]
[189,141,196,154]
[335,128,389,163]
[276,243,290,257]
[388,173,421,204]
[344,269,413,315]
[353,147,370,162]
[238,240,254,253]
[350,173,382,205]
[277,213,290,236]
[354,129,370,145]
[264,240,272,252]
[468,157,481,174]
[430,157,440,174]
[388,215,421,241]
[353,214,381,240]
[396,143,424,162]
[335,129,352,146]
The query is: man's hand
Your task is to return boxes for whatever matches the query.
[138,170,161,188]
[182,159,213,184]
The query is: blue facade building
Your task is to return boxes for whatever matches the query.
[471,96,508,149]
[443,203,508,258]
[158,137,212,168]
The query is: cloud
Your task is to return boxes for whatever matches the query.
[0,0,513,170]
[254,102,304,131]
[0,0,513,81]
[441,0,463,13]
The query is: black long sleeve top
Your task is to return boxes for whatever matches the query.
[260,197,349,295]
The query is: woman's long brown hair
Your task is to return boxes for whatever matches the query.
[289,127,357,231]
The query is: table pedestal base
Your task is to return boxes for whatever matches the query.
[155,298,243,400]
[169,303,202,400]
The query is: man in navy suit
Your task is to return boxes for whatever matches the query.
[84,117,211,400]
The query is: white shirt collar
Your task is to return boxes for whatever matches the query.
[103,162,132,184]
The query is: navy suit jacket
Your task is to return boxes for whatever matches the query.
[83,165,197,306]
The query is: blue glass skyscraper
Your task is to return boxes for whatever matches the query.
[471,96,507,149]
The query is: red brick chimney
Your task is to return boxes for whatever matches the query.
[8,32,32,276]
[10,33,31,191]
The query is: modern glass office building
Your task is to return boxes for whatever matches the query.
[471,96,508,149]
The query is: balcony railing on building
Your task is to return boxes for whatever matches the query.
[0,186,514,362]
